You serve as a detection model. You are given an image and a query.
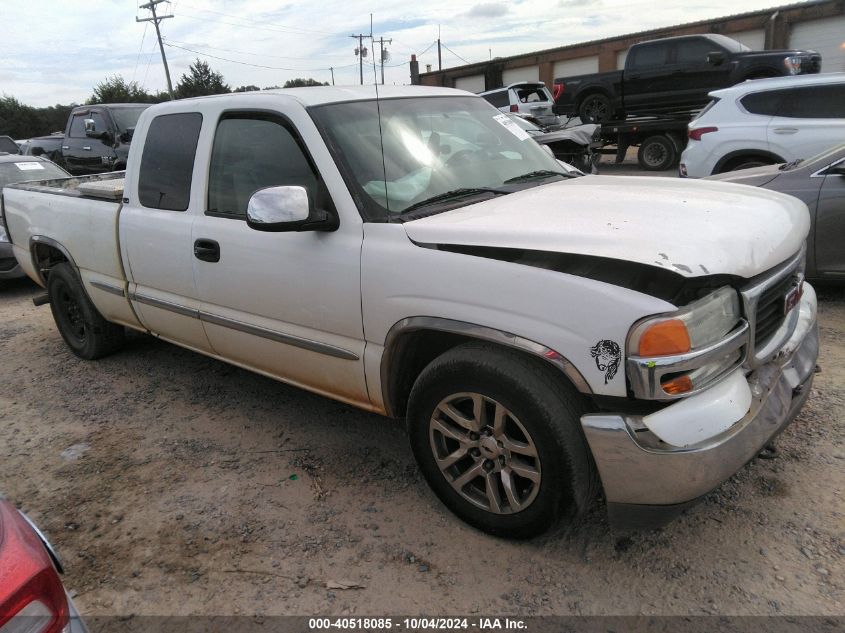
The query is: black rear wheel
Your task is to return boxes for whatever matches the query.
[578,93,612,123]
[47,263,124,360]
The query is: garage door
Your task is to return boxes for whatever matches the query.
[502,65,540,85]
[789,16,845,72]
[730,29,766,51]
[553,57,599,78]
[454,74,486,93]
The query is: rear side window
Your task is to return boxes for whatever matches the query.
[138,113,202,211]
[628,43,669,69]
[481,91,509,108]
[740,90,782,116]
[513,87,549,103]
[777,84,845,118]
[206,114,318,218]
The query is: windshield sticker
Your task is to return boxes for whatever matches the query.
[15,162,46,171]
[493,113,531,142]
[590,340,621,384]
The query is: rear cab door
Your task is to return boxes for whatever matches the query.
[189,94,369,408]
[62,108,115,175]
[670,37,734,108]
[119,106,213,353]
[622,41,673,113]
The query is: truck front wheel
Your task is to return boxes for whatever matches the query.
[407,343,597,538]
[47,263,124,360]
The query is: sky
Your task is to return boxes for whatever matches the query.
[1,0,800,107]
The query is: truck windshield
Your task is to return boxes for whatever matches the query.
[110,106,150,133]
[311,96,569,220]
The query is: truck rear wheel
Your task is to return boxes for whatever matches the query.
[407,343,597,538]
[578,93,612,123]
[638,135,677,171]
[47,263,124,360]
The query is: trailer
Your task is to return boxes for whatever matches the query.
[593,114,695,171]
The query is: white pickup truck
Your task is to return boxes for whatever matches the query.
[2,86,818,538]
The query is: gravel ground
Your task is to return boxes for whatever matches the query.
[0,275,842,617]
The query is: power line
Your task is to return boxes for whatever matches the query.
[440,43,471,65]
[175,1,340,36]
[163,38,350,61]
[131,22,149,83]
[163,40,357,73]
[174,10,335,39]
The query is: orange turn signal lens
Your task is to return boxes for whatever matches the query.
[638,319,691,356]
[661,374,694,395]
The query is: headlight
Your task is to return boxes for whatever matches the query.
[783,56,803,75]
[0,224,8,243]
[627,287,748,399]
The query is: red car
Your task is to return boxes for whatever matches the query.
[0,498,87,633]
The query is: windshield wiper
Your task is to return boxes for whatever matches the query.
[402,187,510,213]
[779,158,804,171]
[503,169,572,184]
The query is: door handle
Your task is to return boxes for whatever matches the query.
[773,127,798,135]
[193,239,220,263]
[83,146,92,150]
[61,145,69,150]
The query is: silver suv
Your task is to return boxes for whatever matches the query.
[479,82,559,126]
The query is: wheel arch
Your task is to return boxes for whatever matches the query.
[29,235,79,287]
[379,317,592,418]
[575,86,613,111]
[712,149,785,174]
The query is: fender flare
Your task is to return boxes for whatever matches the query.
[712,149,785,174]
[379,316,592,418]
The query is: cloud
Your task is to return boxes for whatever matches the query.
[466,3,510,18]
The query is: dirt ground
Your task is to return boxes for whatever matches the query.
[0,276,842,618]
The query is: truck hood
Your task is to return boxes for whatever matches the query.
[403,175,810,279]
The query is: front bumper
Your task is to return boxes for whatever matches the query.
[0,240,24,280]
[581,284,819,532]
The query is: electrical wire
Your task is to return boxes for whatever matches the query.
[173,6,338,38]
[440,43,471,65]
[163,38,349,61]
[176,1,341,36]
[163,40,357,72]
[131,22,149,83]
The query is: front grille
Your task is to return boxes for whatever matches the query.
[754,274,795,347]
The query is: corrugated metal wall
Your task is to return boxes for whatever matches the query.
[553,57,600,78]
[454,75,486,93]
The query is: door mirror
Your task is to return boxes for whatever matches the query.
[246,186,336,232]
[84,118,109,140]
[706,51,726,66]
[827,163,845,176]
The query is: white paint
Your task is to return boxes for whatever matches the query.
[403,174,810,280]
[493,113,532,141]
[502,65,540,85]
[729,28,766,51]
[789,15,845,73]
[14,162,44,171]
[454,74,486,93]
[553,56,599,78]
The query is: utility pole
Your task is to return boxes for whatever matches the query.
[350,34,368,85]
[437,25,442,71]
[375,37,392,85]
[330,67,335,86]
[137,0,174,99]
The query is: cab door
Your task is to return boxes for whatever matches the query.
[120,110,213,353]
[190,107,368,407]
[814,161,845,278]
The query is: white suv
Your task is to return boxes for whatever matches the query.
[680,73,845,178]
[479,82,559,127]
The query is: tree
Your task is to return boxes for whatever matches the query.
[87,75,159,105]
[233,85,261,93]
[283,78,329,88]
[0,95,41,138]
[175,59,231,99]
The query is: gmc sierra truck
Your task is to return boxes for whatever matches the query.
[553,34,821,123]
[1,86,818,538]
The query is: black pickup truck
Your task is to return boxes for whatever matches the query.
[553,34,821,123]
[58,103,150,175]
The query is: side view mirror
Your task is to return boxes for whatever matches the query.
[84,118,110,141]
[707,51,726,66]
[827,163,845,176]
[120,128,135,144]
[246,186,337,232]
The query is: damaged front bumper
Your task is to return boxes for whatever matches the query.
[581,284,819,532]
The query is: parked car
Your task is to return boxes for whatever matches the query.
[57,103,150,176]
[508,114,600,173]
[19,135,65,163]
[479,82,559,126]
[3,86,818,538]
[0,135,21,154]
[680,73,845,178]
[553,34,822,123]
[707,144,845,280]
[0,155,70,280]
[0,498,88,633]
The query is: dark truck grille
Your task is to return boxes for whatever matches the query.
[754,273,796,347]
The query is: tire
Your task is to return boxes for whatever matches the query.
[637,135,677,171]
[578,93,613,124]
[47,263,124,360]
[728,159,771,172]
[407,343,597,539]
